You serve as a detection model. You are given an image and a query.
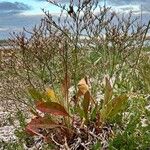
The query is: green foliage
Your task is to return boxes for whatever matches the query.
[16,110,26,128]
[100,77,128,122]
[25,77,129,148]
[28,88,43,101]
[109,97,150,150]
[82,91,91,121]
[91,141,102,150]
[0,142,24,150]
[101,94,128,122]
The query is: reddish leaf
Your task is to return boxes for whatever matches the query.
[36,101,69,116]
[26,116,64,136]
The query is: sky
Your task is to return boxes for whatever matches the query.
[0,0,150,39]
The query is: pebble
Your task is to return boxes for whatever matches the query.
[0,126,16,142]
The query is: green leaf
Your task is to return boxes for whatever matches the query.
[91,141,101,150]
[103,77,113,106]
[90,105,98,121]
[28,88,43,100]
[36,101,69,116]
[101,94,128,121]
[75,106,85,119]
[82,91,91,121]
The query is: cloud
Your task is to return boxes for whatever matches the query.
[0,2,31,15]
[0,2,30,10]
[109,0,149,5]
[107,0,150,16]
[35,0,47,2]
[0,13,43,39]
[0,27,8,31]
[34,0,74,4]
[35,0,67,2]
[109,0,150,11]
[0,1,34,39]
[109,0,133,6]
[0,0,149,39]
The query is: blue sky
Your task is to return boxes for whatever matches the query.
[0,0,150,39]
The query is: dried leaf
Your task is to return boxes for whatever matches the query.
[78,78,89,95]
[74,77,96,105]
[36,101,69,116]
